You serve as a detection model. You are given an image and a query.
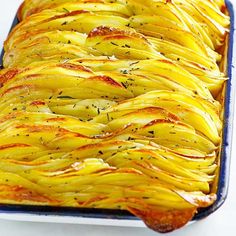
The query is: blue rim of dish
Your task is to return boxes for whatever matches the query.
[0,0,235,222]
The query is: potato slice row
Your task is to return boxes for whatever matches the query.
[4,5,228,95]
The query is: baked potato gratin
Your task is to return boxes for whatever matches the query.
[0,0,230,233]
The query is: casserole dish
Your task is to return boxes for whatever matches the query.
[0,0,235,232]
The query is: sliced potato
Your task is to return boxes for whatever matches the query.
[0,0,229,233]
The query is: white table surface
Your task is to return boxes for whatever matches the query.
[0,1,236,235]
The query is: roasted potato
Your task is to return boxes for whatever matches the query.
[0,0,229,233]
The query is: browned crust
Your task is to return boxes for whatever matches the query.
[0,143,31,151]
[46,117,66,122]
[88,26,148,43]
[15,124,89,138]
[2,84,34,96]
[88,75,123,88]
[58,63,93,73]
[75,140,127,151]
[0,185,57,203]
[17,2,25,21]
[143,119,176,128]
[30,101,46,106]
[0,69,20,86]
[128,206,196,233]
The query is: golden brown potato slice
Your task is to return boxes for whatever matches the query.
[0,0,229,233]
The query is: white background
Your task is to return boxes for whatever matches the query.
[0,1,235,235]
